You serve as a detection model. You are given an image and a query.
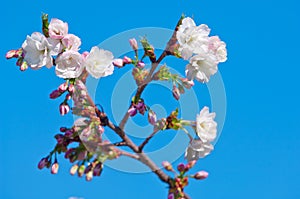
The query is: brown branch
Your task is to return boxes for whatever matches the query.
[106,120,171,184]
[118,16,182,130]
[119,150,140,160]
[138,129,160,152]
[113,141,128,147]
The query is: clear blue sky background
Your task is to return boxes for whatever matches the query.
[1,0,300,199]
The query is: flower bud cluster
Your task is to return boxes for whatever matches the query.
[50,80,75,116]
[70,160,103,181]
[163,160,208,198]
[128,98,148,117]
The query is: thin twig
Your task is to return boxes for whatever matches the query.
[113,141,128,147]
[120,151,140,160]
[139,129,160,152]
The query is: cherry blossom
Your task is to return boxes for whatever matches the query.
[185,53,218,83]
[176,17,210,60]
[48,18,68,40]
[21,32,59,69]
[196,106,217,142]
[55,50,84,79]
[62,34,81,51]
[185,139,214,161]
[84,46,114,79]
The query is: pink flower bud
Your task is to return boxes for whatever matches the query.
[85,171,93,181]
[60,127,67,132]
[68,84,75,93]
[6,49,20,59]
[181,78,194,89]
[129,38,138,50]
[51,162,59,174]
[82,51,89,59]
[128,106,137,117]
[50,90,62,99]
[38,158,48,169]
[162,161,173,171]
[64,129,74,137]
[168,193,175,199]
[20,61,28,71]
[16,57,23,66]
[58,82,68,92]
[93,162,103,176]
[186,160,197,169]
[123,56,132,64]
[137,61,145,69]
[54,134,64,145]
[70,164,78,175]
[172,85,180,100]
[148,110,157,125]
[65,93,72,101]
[113,58,124,68]
[194,171,209,180]
[177,163,185,172]
[59,103,70,115]
[77,165,85,177]
[136,101,146,115]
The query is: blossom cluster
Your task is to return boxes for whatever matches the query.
[6,14,114,79]
[6,13,228,199]
[177,17,227,83]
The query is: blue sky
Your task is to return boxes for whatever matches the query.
[1,0,300,199]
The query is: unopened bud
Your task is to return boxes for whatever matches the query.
[128,106,137,117]
[59,103,70,116]
[93,162,103,176]
[137,61,145,69]
[172,85,180,100]
[186,160,197,169]
[54,134,64,145]
[77,165,85,177]
[129,38,138,51]
[113,58,124,68]
[148,110,157,125]
[177,163,185,172]
[162,161,173,171]
[20,61,28,71]
[65,93,72,101]
[123,56,132,64]
[60,127,67,132]
[82,51,89,59]
[51,162,59,174]
[50,90,62,99]
[38,158,48,170]
[85,171,93,181]
[58,82,68,92]
[193,171,209,180]
[6,49,21,59]
[70,164,79,175]
[68,84,75,93]
[181,78,194,89]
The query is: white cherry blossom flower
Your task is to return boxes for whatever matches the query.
[84,46,114,79]
[176,17,210,60]
[22,32,59,69]
[185,139,214,161]
[208,36,227,63]
[185,53,218,83]
[196,106,217,142]
[62,34,81,51]
[55,50,84,78]
[48,18,68,40]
